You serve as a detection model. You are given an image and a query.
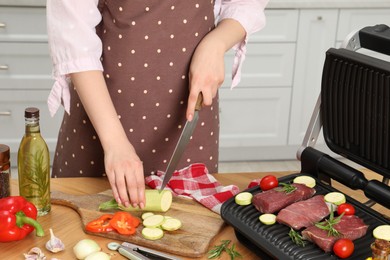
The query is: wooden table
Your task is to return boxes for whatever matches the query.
[1,170,389,259]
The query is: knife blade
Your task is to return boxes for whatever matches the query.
[160,94,203,190]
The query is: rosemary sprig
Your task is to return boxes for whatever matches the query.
[208,240,242,260]
[315,208,344,237]
[208,240,230,259]
[225,243,242,260]
[278,182,297,194]
[288,228,307,247]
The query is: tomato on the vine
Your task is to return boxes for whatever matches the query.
[333,239,354,259]
[259,175,278,191]
[337,203,355,216]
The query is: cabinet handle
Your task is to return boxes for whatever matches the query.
[0,22,6,28]
[317,16,323,21]
[0,65,9,70]
[0,111,12,116]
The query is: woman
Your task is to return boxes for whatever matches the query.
[46,0,268,209]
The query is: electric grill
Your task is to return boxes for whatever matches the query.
[221,24,390,259]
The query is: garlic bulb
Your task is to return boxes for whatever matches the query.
[45,228,65,253]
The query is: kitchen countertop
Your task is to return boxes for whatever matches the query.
[2,0,390,8]
[2,170,389,259]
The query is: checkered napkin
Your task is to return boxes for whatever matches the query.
[145,163,240,214]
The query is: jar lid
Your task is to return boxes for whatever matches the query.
[0,144,10,164]
[25,107,40,119]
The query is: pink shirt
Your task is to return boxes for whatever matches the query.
[46,0,269,116]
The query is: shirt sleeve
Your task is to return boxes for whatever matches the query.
[215,0,269,88]
[46,0,103,116]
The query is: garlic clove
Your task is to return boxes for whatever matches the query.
[45,228,65,253]
[24,247,47,260]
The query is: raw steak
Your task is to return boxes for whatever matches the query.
[252,183,316,213]
[276,195,330,230]
[302,215,368,252]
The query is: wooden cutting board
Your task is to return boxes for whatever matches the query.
[51,190,225,258]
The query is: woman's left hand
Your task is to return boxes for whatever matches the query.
[186,19,246,121]
[186,34,225,121]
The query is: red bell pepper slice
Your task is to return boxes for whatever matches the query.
[85,214,114,233]
[0,196,44,242]
[109,212,139,235]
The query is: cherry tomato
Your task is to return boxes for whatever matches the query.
[247,178,261,188]
[337,203,356,216]
[333,239,354,259]
[259,175,278,191]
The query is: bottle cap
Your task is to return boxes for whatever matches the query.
[0,144,10,166]
[25,107,40,119]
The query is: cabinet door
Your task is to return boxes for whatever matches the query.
[219,87,291,160]
[0,7,47,42]
[0,42,53,90]
[337,9,390,42]
[222,43,296,88]
[0,90,63,159]
[288,9,339,146]
[251,9,299,42]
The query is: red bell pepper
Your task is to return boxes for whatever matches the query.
[109,212,139,235]
[0,196,44,242]
[85,214,115,233]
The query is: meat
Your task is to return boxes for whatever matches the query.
[252,183,316,213]
[276,195,330,230]
[302,215,368,252]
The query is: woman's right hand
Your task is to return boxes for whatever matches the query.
[104,138,145,209]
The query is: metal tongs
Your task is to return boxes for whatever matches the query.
[107,242,182,260]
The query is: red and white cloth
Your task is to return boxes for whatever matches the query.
[145,163,240,214]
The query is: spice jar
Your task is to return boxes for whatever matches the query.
[0,144,11,198]
[371,239,390,260]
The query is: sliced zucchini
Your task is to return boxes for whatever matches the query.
[141,212,155,220]
[373,225,390,241]
[161,218,182,231]
[235,192,253,206]
[324,192,346,206]
[142,214,165,228]
[142,227,164,240]
[293,176,316,188]
[259,213,276,225]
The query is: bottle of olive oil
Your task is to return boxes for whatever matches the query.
[18,107,51,216]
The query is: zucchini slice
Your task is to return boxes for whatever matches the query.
[235,192,253,206]
[373,225,390,241]
[142,227,164,240]
[161,218,182,231]
[142,214,165,228]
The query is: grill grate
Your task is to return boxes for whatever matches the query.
[221,174,390,260]
[321,48,390,178]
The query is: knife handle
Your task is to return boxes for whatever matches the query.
[195,93,203,111]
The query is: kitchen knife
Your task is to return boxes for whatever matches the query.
[160,94,203,190]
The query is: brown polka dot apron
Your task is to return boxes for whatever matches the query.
[52,0,219,178]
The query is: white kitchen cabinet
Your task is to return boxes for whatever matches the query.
[288,9,339,146]
[220,7,390,161]
[0,90,63,153]
[0,6,47,42]
[219,87,291,145]
[0,6,60,165]
[0,42,52,90]
[219,9,298,160]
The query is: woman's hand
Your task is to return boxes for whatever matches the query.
[186,19,246,121]
[71,70,146,209]
[104,138,145,209]
[187,33,225,121]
